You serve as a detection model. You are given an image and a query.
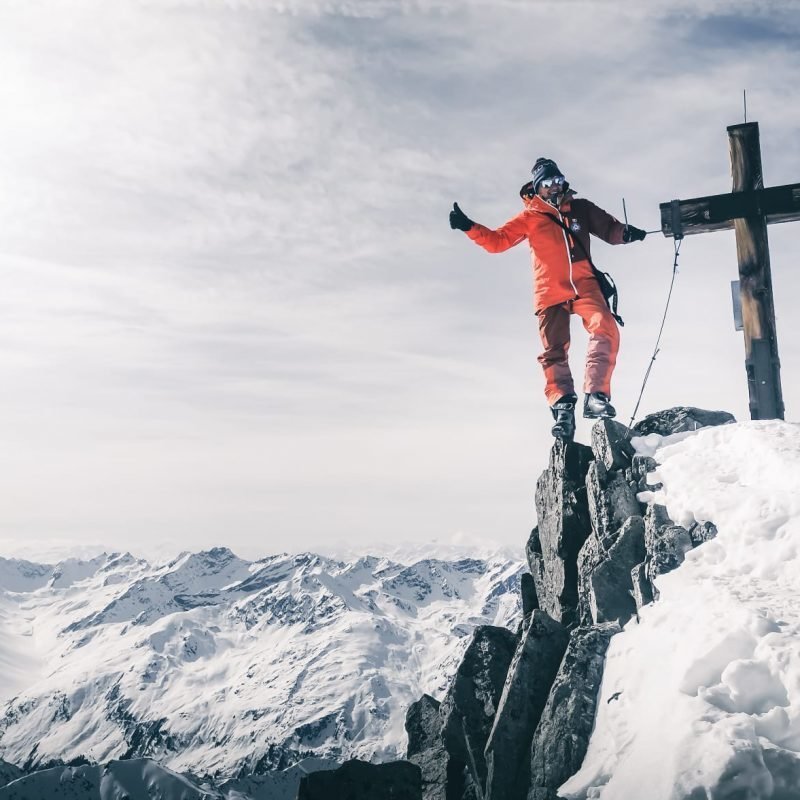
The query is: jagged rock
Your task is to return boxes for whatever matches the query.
[688,520,718,547]
[484,611,569,800]
[585,461,642,546]
[521,572,538,623]
[591,419,635,471]
[407,694,442,757]
[630,562,653,609]
[632,406,735,437]
[527,441,594,628]
[527,624,619,800]
[643,504,692,596]
[440,625,518,796]
[406,695,447,800]
[629,454,660,492]
[297,759,422,799]
[580,516,646,626]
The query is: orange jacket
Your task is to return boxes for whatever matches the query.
[466,192,626,312]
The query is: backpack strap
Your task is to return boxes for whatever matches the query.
[538,211,624,326]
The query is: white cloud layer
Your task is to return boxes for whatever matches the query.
[1,1,799,557]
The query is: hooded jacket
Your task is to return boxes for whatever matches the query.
[466,190,626,313]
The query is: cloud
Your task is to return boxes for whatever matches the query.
[1,0,799,555]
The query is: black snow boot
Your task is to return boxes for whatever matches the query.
[583,392,616,419]
[550,393,577,441]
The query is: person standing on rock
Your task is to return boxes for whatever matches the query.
[449,157,647,442]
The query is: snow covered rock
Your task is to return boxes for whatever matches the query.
[297,758,421,800]
[527,623,618,800]
[628,453,659,492]
[0,558,52,593]
[643,502,693,594]
[527,441,594,628]
[484,611,569,800]
[0,550,523,779]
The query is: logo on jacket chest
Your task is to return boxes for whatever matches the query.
[570,220,581,232]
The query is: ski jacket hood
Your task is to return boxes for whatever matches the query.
[466,191,626,312]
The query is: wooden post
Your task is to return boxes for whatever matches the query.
[727,122,784,420]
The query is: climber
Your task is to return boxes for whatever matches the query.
[449,157,646,442]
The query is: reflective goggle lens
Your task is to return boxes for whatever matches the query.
[540,175,566,188]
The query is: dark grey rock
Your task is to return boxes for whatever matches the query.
[632,407,735,437]
[440,625,518,793]
[521,572,538,622]
[406,695,446,800]
[688,521,718,547]
[527,441,594,628]
[528,624,618,800]
[585,461,642,547]
[590,419,635,471]
[630,562,653,610]
[406,694,442,758]
[643,504,692,596]
[484,611,569,800]
[630,454,660,492]
[585,516,645,626]
[297,759,422,800]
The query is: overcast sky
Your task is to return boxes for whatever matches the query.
[1,0,799,562]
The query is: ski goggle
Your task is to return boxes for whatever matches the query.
[539,175,566,189]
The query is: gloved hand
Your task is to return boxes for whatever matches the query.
[622,225,646,243]
[449,202,474,232]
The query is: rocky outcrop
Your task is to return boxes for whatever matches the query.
[527,624,618,800]
[591,419,635,472]
[521,572,538,622]
[440,626,518,797]
[406,695,447,800]
[579,515,645,626]
[404,406,734,800]
[297,759,422,800]
[631,406,735,437]
[484,611,569,800]
[527,441,594,628]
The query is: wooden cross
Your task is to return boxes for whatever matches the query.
[658,122,800,420]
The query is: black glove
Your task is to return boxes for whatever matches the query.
[622,225,646,243]
[449,202,474,232]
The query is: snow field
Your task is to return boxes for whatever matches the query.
[0,549,522,778]
[562,421,800,799]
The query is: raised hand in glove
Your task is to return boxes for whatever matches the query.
[449,202,474,232]
[622,225,646,243]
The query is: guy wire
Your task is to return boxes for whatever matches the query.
[626,236,683,433]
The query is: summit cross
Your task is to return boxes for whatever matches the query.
[659,121,800,420]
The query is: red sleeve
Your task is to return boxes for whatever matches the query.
[465,212,530,253]
[584,200,626,245]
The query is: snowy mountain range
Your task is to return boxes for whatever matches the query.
[0,547,523,782]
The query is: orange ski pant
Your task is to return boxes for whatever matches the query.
[537,288,620,407]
